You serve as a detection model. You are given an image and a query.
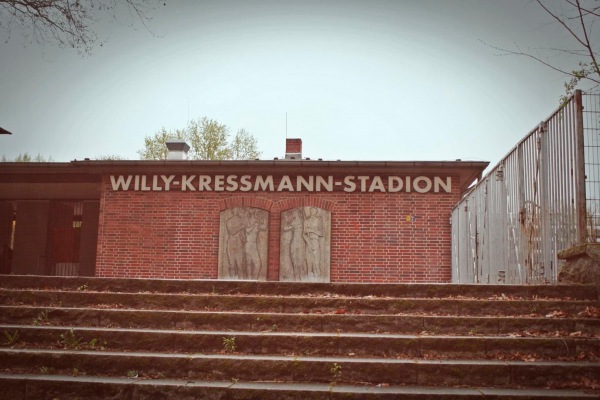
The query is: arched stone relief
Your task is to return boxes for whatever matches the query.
[218,207,268,280]
[280,206,331,282]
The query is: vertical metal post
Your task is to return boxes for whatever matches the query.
[575,90,587,243]
[517,144,526,283]
[451,210,457,282]
[483,179,491,283]
[539,121,550,282]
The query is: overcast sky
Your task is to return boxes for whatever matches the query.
[0,1,593,168]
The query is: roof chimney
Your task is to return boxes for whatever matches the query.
[165,140,190,160]
[285,138,302,160]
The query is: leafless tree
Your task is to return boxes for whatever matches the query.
[491,0,600,101]
[0,0,164,54]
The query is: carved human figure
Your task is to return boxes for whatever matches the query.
[225,208,247,278]
[303,207,323,276]
[219,206,268,281]
[279,206,330,282]
[244,210,266,279]
[290,208,307,280]
[280,212,294,280]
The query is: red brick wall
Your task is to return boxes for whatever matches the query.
[285,139,302,155]
[96,174,461,282]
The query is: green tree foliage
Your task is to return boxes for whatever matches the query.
[1,153,123,161]
[187,117,231,160]
[1,153,53,162]
[138,127,186,160]
[138,117,262,161]
[94,155,126,160]
[230,128,261,160]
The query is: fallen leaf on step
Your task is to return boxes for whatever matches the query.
[545,310,568,318]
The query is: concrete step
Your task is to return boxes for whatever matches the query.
[2,289,598,317]
[1,275,597,300]
[2,305,599,335]
[2,324,599,360]
[1,348,599,389]
[1,276,598,398]
[1,374,598,400]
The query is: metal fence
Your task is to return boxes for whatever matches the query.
[583,94,600,242]
[451,90,599,284]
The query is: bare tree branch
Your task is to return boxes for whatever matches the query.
[545,47,589,56]
[534,0,588,49]
[575,0,600,77]
[484,0,600,99]
[483,40,600,85]
[564,0,600,18]
[0,0,164,54]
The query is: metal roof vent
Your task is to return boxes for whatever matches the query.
[165,140,190,160]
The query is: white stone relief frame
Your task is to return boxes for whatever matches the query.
[218,207,268,280]
[280,206,330,282]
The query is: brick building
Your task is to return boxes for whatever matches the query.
[0,139,487,283]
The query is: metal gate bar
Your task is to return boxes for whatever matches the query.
[451,90,596,284]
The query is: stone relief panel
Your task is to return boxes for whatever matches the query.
[280,206,331,282]
[218,207,268,280]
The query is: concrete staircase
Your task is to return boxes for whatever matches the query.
[0,275,599,399]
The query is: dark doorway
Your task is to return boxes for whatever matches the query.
[6,200,99,276]
[0,201,14,274]
[45,201,82,276]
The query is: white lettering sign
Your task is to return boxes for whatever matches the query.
[109,175,452,193]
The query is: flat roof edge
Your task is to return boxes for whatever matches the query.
[0,160,489,175]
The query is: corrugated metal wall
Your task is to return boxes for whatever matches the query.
[451,91,595,284]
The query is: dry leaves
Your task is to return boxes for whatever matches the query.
[577,306,600,318]
[545,310,569,318]
[93,303,124,309]
[494,352,538,362]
